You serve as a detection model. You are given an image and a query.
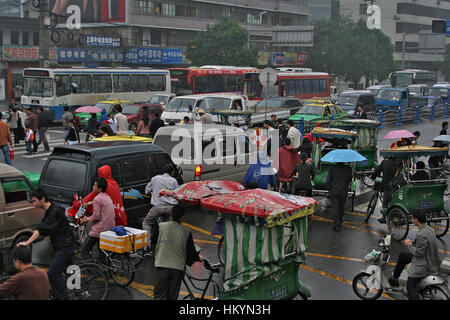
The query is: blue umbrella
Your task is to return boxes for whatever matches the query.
[321,149,367,163]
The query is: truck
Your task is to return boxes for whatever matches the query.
[161,93,291,127]
[375,87,427,111]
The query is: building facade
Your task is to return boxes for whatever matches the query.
[340,0,450,71]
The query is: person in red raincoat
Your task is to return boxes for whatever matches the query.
[82,165,128,226]
[272,138,300,193]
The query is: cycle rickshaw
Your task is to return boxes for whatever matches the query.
[378,145,450,241]
[310,127,359,210]
[329,119,380,187]
[160,181,318,300]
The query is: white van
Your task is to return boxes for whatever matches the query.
[161,94,209,124]
[153,124,257,183]
[408,84,429,97]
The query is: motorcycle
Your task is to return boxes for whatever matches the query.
[352,235,450,300]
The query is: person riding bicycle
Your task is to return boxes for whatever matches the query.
[17,188,76,300]
[370,156,400,223]
[388,210,441,300]
[0,246,50,300]
[80,178,116,262]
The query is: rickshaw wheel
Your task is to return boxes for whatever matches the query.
[428,210,450,238]
[387,207,409,241]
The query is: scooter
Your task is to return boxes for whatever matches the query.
[352,235,450,300]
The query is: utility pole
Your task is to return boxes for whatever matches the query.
[39,0,52,67]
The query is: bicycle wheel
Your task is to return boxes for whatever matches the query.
[352,272,383,300]
[217,236,225,266]
[387,207,409,241]
[68,263,108,300]
[109,253,134,287]
[428,210,450,238]
[361,174,375,188]
[365,192,378,223]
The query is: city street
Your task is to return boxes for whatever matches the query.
[5,117,450,300]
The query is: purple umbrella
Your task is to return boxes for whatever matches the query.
[383,130,415,140]
[75,106,101,114]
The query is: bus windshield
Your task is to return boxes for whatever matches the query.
[391,73,413,88]
[24,77,53,97]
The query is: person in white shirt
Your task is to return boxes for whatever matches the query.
[113,105,129,134]
[287,120,302,149]
[142,164,179,254]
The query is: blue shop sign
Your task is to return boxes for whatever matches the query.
[58,48,123,62]
[125,48,183,64]
[85,35,121,47]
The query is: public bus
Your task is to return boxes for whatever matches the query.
[168,66,258,96]
[242,71,331,102]
[389,69,437,88]
[21,67,171,120]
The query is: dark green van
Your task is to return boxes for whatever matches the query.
[38,141,183,228]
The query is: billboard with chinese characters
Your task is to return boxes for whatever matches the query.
[57,47,123,62]
[125,48,184,65]
[85,35,121,47]
[2,45,40,61]
[50,0,127,24]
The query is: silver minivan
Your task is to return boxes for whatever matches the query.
[153,124,257,183]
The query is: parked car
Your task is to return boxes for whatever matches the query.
[256,97,302,116]
[289,100,347,123]
[122,103,164,132]
[153,124,257,184]
[0,164,44,250]
[335,90,376,116]
[149,93,175,109]
[38,141,183,228]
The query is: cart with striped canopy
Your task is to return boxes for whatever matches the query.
[160,182,317,300]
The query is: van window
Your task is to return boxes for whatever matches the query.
[42,160,87,189]
[219,136,236,157]
[148,154,171,175]
[97,162,122,186]
[2,178,33,204]
[121,158,149,186]
[154,135,217,160]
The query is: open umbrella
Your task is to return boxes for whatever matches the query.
[321,149,367,163]
[159,180,246,205]
[433,135,450,144]
[75,106,101,114]
[383,130,415,140]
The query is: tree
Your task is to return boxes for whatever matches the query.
[186,18,258,66]
[307,17,396,86]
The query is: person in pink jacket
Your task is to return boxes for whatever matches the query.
[80,178,115,261]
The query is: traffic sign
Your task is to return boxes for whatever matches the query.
[259,68,277,86]
[446,20,450,36]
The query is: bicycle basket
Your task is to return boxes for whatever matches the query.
[364,248,381,264]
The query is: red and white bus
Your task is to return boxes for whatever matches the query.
[168,66,258,96]
[242,71,331,102]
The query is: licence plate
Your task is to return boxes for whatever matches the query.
[417,201,434,209]
[266,284,288,300]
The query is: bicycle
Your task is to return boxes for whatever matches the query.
[365,178,384,223]
[182,258,222,300]
[0,259,109,300]
[68,207,144,287]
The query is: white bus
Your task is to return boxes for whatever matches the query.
[21,67,171,121]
